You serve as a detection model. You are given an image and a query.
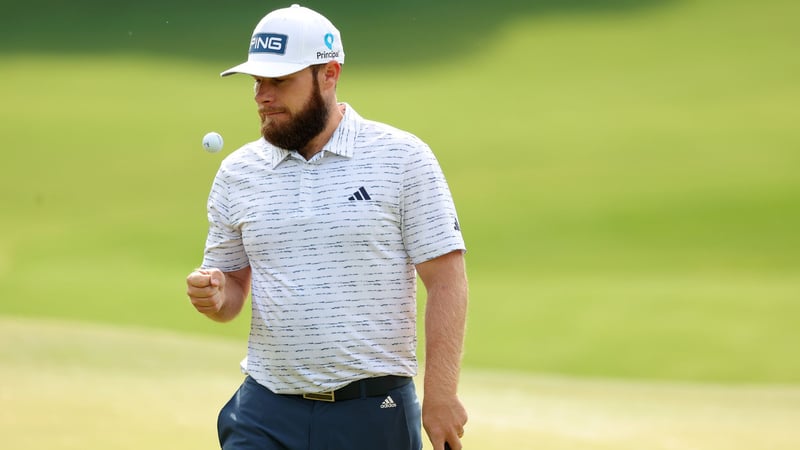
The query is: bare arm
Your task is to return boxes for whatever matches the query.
[186,266,251,322]
[416,250,469,450]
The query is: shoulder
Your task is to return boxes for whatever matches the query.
[353,117,434,167]
[220,138,268,166]
[216,138,273,178]
[343,104,429,157]
[358,117,425,147]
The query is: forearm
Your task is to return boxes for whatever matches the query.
[423,269,468,398]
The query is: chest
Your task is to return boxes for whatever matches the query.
[230,156,403,248]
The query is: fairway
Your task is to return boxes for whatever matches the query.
[2,317,799,450]
[2,0,800,448]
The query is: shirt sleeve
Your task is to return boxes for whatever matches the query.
[401,143,466,265]
[201,167,250,272]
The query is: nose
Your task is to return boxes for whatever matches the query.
[254,79,274,104]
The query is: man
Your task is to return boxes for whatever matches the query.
[186,5,468,450]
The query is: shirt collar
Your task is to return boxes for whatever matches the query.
[267,102,360,169]
[321,102,359,159]
[269,144,291,169]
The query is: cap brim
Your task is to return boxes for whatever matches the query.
[220,61,311,78]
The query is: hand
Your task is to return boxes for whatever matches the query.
[186,268,225,315]
[422,394,468,450]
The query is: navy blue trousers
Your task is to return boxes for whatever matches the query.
[218,376,422,450]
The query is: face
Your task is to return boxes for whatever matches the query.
[255,66,329,152]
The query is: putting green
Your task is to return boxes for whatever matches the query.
[2,317,798,449]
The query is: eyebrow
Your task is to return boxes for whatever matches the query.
[253,66,314,82]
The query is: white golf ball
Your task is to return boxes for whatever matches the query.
[202,132,224,153]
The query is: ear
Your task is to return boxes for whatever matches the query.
[319,61,342,90]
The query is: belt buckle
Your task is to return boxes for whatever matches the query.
[303,391,336,402]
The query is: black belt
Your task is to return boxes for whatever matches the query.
[298,375,411,402]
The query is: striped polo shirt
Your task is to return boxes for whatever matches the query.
[201,104,465,394]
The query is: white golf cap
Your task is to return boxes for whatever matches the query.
[221,4,344,78]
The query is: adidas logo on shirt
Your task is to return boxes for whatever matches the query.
[348,186,371,201]
[380,395,397,409]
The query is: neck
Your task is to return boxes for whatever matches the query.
[297,102,345,160]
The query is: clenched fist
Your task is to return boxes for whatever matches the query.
[186,268,226,315]
[185,266,251,323]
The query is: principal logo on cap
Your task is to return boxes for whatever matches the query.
[250,33,288,54]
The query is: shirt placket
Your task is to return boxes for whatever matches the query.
[299,152,325,215]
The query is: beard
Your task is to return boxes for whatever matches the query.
[261,79,329,152]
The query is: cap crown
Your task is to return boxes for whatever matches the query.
[222,4,344,78]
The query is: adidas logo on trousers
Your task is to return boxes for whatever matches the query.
[380,396,397,409]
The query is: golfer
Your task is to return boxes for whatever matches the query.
[186,5,468,450]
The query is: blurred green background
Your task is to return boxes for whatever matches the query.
[2,0,799,387]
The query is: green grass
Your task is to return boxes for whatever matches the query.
[3,317,799,450]
[462,274,800,382]
[2,0,800,385]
